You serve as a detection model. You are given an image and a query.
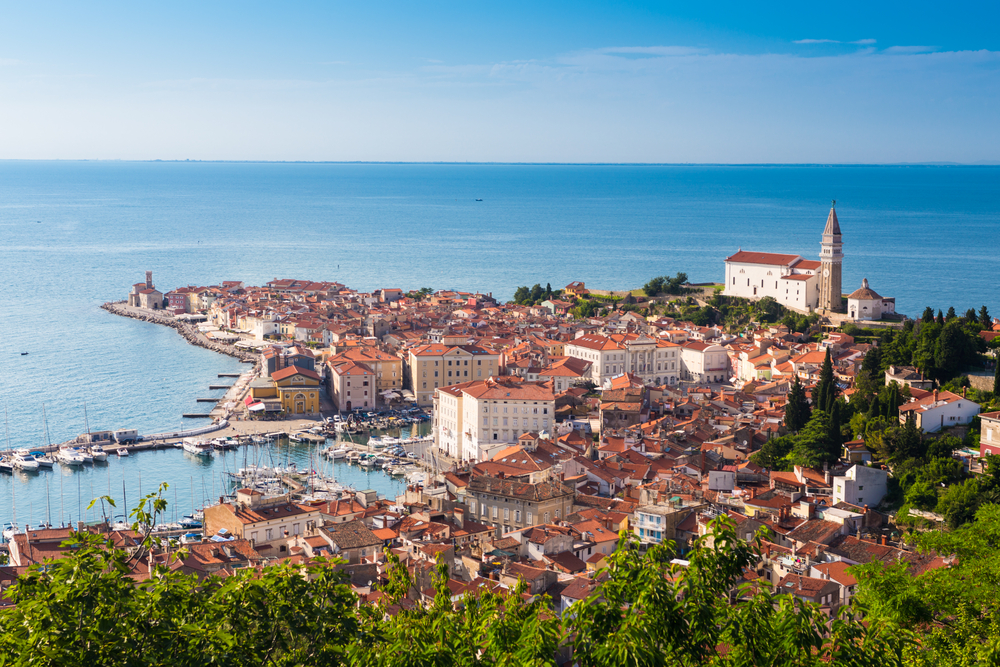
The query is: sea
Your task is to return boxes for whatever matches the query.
[1,161,998,527]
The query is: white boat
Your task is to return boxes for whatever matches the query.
[12,449,40,471]
[76,448,94,464]
[0,458,13,473]
[89,446,108,462]
[182,438,212,457]
[56,448,85,466]
[31,452,55,469]
[2,522,22,542]
[179,532,202,544]
[116,448,129,457]
[325,447,348,460]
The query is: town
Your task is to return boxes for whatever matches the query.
[4,209,1000,663]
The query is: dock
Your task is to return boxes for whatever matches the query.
[218,373,241,378]
[196,398,217,403]
[208,384,232,390]
[183,414,213,419]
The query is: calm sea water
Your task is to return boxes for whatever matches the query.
[1,161,998,526]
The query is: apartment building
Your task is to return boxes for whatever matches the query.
[565,333,680,388]
[466,474,575,537]
[408,343,500,406]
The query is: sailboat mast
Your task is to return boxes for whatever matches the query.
[42,404,50,448]
[6,405,15,528]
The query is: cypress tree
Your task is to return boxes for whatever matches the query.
[817,347,837,412]
[922,307,935,323]
[994,359,1000,396]
[785,375,811,432]
[981,305,992,330]
[866,391,881,420]
[936,310,945,326]
[827,401,843,458]
[946,306,957,320]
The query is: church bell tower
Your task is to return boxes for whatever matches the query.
[818,201,843,312]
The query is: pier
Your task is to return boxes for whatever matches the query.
[196,398,217,403]
[218,373,241,378]
[208,384,233,390]
[183,413,213,419]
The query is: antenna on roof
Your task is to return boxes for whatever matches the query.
[831,199,836,209]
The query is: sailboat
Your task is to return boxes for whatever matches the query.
[3,406,21,541]
[84,404,108,461]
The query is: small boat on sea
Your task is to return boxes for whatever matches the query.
[89,446,108,462]
[0,458,13,473]
[179,515,203,529]
[56,448,85,466]
[76,448,94,464]
[182,438,212,457]
[179,532,202,545]
[30,452,54,469]
[116,448,129,457]
[12,450,39,471]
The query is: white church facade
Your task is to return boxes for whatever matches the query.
[723,204,844,315]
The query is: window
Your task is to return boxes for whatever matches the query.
[515,510,521,522]
[266,528,273,540]
[503,508,509,520]
[293,523,301,536]
[543,512,549,523]
[492,506,498,519]
[526,512,532,523]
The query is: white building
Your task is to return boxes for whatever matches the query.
[678,341,729,383]
[434,378,555,462]
[723,204,846,314]
[846,278,895,321]
[832,465,888,508]
[980,411,1000,457]
[898,390,980,433]
[565,333,680,387]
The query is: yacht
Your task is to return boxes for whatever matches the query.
[324,446,348,460]
[0,458,12,473]
[12,450,40,471]
[2,522,22,542]
[76,448,94,464]
[31,452,54,469]
[89,446,108,462]
[116,448,129,457]
[178,515,203,529]
[182,438,212,457]
[56,448,85,466]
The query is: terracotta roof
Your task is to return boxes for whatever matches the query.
[725,251,802,266]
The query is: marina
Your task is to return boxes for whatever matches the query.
[0,420,434,532]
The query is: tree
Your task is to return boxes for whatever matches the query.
[945,306,957,320]
[994,357,1000,395]
[922,306,935,323]
[936,310,945,326]
[815,347,838,413]
[981,305,992,329]
[750,435,795,470]
[789,410,839,468]
[512,285,530,304]
[529,283,544,303]
[784,375,811,432]
[544,282,552,299]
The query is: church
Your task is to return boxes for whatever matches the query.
[723,203,843,314]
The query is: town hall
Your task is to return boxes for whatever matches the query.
[723,203,844,314]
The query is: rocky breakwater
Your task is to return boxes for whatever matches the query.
[101,301,258,363]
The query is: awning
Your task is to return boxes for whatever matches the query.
[244,396,265,411]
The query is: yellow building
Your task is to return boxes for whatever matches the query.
[329,347,403,404]
[408,343,500,406]
[271,365,322,415]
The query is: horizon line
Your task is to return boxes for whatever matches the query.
[1,159,999,167]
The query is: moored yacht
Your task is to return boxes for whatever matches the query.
[56,448,85,466]
[89,446,108,462]
[182,438,212,457]
[12,449,40,471]
[31,452,54,469]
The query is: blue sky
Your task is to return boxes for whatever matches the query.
[0,1,998,162]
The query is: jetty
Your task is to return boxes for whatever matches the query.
[208,384,233,390]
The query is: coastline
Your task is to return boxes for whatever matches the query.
[101,301,259,363]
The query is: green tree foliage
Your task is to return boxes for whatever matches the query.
[642,272,688,296]
[981,305,992,329]
[945,306,957,320]
[750,435,795,470]
[571,299,600,320]
[854,503,1000,665]
[0,505,911,667]
[789,409,840,468]
[922,306,935,323]
[815,347,838,413]
[784,375,812,432]
[994,358,1000,395]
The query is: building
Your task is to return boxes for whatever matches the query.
[408,344,500,406]
[678,341,729,383]
[846,278,895,321]
[270,365,322,415]
[203,489,322,555]
[466,474,575,537]
[434,377,555,461]
[884,365,933,390]
[979,411,1000,457]
[898,390,980,433]
[127,270,164,310]
[327,360,375,412]
[722,204,843,314]
[537,356,592,393]
[832,465,888,508]
[327,347,403,407]
[565,333,679,388]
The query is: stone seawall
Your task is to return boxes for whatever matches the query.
[101,301,258,364]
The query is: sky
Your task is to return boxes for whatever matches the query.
[0,1,998,163]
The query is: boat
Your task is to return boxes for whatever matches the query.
[182,438,212,457]
[19,352,27,356]
[12,449,40,471]
[56,448,85,466]
[89,446,108,462]
[76,448,94,464]
[179,532,202,544]
[31,451,54,469]
[324,447,348,460]
[116,448,129,457]
[178,515,203,529]
[2,522,21,542]
[0,458,13,473]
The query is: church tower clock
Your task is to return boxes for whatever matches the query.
[818,201,843,312]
